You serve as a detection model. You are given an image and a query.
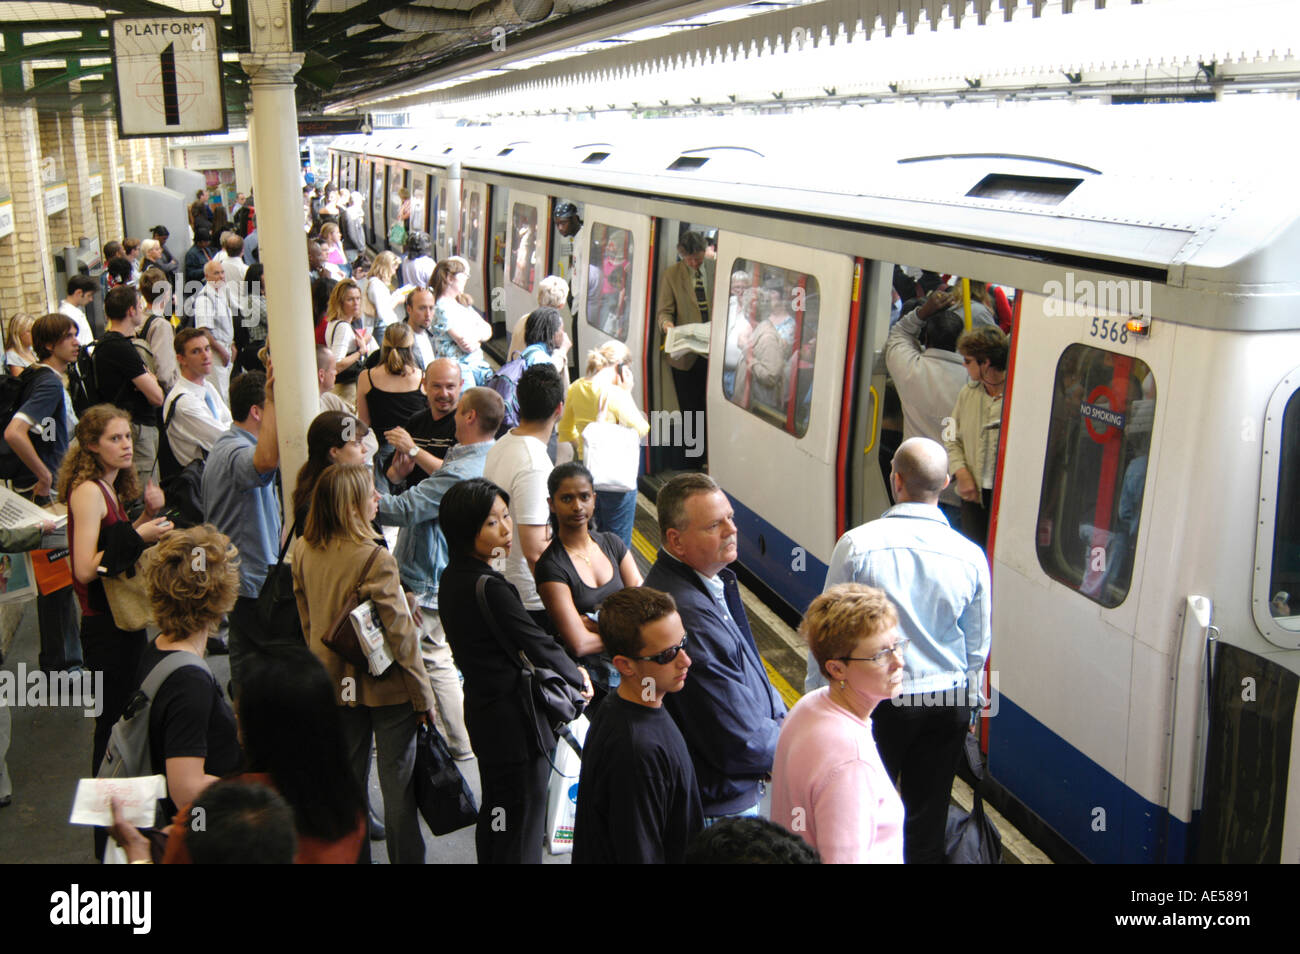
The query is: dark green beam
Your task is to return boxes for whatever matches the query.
[0,33,108,69]
[304,0,413,46]
[102,0,193,17]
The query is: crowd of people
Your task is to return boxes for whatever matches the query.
[0,177,998,867]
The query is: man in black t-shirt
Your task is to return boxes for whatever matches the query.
[573,587,704,864]
[95,286,165,485]
[383,357,461,492]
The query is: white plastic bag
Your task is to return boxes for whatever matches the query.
[544,714,590,855]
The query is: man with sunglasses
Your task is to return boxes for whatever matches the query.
[644,474,786,823]
[572,587,703,864]
[807,437,991,863]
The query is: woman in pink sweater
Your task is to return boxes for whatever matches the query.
[771,584,906,863]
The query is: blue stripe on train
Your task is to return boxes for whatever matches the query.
[990,693,1191,863]
[729,493,828,615]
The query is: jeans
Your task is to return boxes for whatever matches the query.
[37,587,83,673]
[594,489,637,548]
[417,612,471,758]
[703,802,761,827]
[476,751,551,864]
[340,703,424,864]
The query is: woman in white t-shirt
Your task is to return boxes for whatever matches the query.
[325,279,376,408]
[363,251,402,337]
[430,257,492,385]
[4,313,37,377]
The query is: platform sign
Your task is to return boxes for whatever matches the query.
[44,184,68,217]
[109,15,227,139]
[0,200,13,239]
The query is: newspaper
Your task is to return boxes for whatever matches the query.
[0,486,64,531]
[349,600,396,677]
[664,323,711,358]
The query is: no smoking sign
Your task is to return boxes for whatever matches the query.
[110,16,226,138]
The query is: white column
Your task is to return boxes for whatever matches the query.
[239,47,314,507]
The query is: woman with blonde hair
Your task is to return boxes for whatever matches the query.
[4,312,38,376]
[61,406,172,782]
[356,322,425,476]
[557,340,650,546]
[771,583,905,863]
[363,250,402,335]
[291,462,435,864]
[324,277,374,406]
[430,257,492,385]
[319,222,349,277]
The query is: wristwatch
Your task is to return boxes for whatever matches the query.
[406,446,419,459]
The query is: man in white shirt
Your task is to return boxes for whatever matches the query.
[404,286,437,371]
[482,363,565,627]
[59,274,97,346]
[193,259,235,406]
[138,266,179,393]
[164,327,233,467]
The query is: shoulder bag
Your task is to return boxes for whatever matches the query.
[474,575,586,759]
[581,388,639,493]
[321,546,383,669]
[101,547,156,632]
[256,519,303,645]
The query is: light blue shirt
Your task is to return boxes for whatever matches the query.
[201,425,280,598]
[806,503,991,697]
[377,439,493,606]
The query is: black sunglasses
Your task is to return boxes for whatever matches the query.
[630,635,688,665]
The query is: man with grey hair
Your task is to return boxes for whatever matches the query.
[643,473,786,822]
[808,436,991,864]
[509,274,571,371]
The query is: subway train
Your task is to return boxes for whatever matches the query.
[329,101,1300,863]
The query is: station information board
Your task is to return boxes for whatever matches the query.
[109,15,227,138]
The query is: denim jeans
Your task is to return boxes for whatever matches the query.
[594,489,637,549]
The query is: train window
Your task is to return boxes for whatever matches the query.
[510,203,539,293]
[721,259,819,439]
[586,223,633,341]
[1266,389,1300,630]
[372,165,385,245]
[1036,344,1155,608]
[412,176,426,235]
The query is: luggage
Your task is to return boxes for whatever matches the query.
[944,732,1003,864]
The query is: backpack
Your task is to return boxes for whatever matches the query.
[67,344,101,417]
[134,320,160,378]
[97,652,211,809]
[486,355,527,435]
[0,366,45,479]
[158,393,207,528]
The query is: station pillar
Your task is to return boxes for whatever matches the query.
[239,47,315,505]
[0,61,57,317]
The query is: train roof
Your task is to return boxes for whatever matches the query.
[331,102,1300,291]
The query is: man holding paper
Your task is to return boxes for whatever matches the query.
[656,231,713,469]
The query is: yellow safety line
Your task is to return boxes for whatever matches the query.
[633,529,802,707]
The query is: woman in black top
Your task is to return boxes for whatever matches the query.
[438,478,592,864]
[356,323,425,481]
[139,526,242,824]
[535,463,642,703]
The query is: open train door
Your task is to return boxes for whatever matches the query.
[500,189,552,353]
[573,205,652,412]
[458,178,488,310]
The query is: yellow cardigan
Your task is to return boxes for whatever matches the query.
[558,377,651,459]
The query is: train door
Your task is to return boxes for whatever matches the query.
[573,205,652,411]
[708,232,856,615]
[434,178,451,260]
[548,198,583,362]
[369,162,386,249]
[359,159,372,248]
[487,186,509,338]
[458,178,487,311]
[501,190,550,352]
[388,166,410,251]
[989,287,1174,862]
[411,173,428,239]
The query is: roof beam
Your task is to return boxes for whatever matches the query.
[0,32,107,69]
[304,0,415,46]
[102,0,194,17]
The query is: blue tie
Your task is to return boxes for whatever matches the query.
[204,391,218,417]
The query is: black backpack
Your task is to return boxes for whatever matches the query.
[486,355,527,436]
[0,366,45,479]
[158,393,206,528]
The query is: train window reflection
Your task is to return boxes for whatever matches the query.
[722,259,819,439]
[586,224,633,341]
[510,203,538,293]
[1036,344,1155,608]
[1267,390,1300,629]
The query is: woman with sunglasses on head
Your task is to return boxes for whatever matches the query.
[438,477,593,864]
[771,583,906,863]
[535,463,642,712]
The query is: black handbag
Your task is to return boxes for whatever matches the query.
[413,723,478,835]
[944,732,1003,864]
[256,520,305,649]
[474,575,586,759]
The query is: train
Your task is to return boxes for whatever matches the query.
[329,99,1300,863]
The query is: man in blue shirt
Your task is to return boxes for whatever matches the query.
[378,386,504,760]
[201,369,280,696]
[2,314,83,672]
[643,474,786,821]
[809,437,991,863]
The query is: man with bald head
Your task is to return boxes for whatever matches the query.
[194,257,235,406]
[384,357,461,492]
[807,436,991,864]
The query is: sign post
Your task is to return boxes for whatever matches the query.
[109,15,227,138]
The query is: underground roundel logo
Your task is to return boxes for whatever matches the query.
[1080,386,1127,443]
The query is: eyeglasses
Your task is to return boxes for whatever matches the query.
[631,636,688,665]
[836,638,910,666]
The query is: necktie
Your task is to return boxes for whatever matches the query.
[694,268,709,323]
[204,390,219,418]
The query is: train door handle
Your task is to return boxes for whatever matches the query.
[863,385,879,456]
